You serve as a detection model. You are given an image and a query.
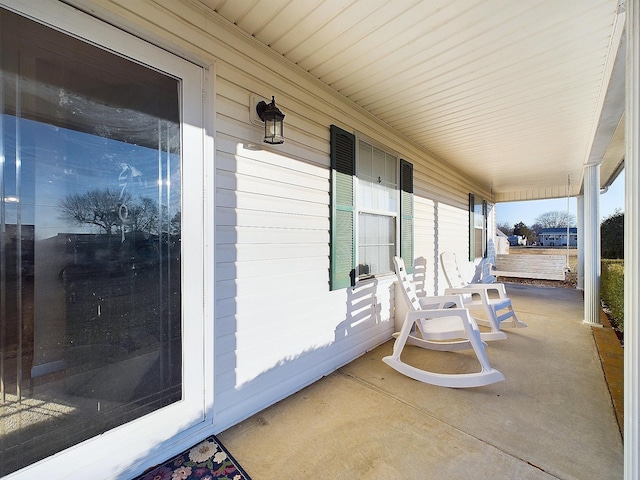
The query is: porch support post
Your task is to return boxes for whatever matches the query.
[625,0,639,477]
[576,195,584,290]
[582,163,601,326]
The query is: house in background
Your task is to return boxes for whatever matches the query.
[0,1,637,479]
[539,228,579,247]
[507,235,528,247]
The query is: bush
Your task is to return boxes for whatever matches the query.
[601,260,624,332]
[601,210,624,259]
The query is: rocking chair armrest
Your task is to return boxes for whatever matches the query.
[444,286,491,304]
[417,294,465,309]
[447,283,508,298]
[405,307,471,323]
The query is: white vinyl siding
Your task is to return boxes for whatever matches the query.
[436,203,471,292]
[413,196,436,295]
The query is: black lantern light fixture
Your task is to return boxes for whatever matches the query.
[256,96,285,144]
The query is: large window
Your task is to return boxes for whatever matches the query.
[330,125,413,289]
[0,6,205,477]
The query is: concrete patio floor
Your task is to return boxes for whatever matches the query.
[218,284,624,480]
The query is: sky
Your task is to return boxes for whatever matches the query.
[2,114,180,240]
[496,169,625,228]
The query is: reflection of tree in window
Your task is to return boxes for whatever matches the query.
[59,188,167,237]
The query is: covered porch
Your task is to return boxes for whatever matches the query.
[0,1,636,478]
[219,283,623,479]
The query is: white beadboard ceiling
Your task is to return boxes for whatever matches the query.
[201,0,626,201]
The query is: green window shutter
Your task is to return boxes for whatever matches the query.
[330,125,356,289]
[400,159,414,274]
[469,193,475,261]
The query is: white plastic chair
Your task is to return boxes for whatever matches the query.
[440,252,526,341]
[382,256,505,388]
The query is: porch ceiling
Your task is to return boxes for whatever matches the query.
[201,0,626,202]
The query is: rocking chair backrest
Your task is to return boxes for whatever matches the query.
[393,256,422,311]
[440,252,467,289]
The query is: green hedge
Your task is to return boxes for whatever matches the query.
[601,260,624,332]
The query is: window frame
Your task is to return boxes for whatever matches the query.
[469,193,488,261]
[1,2,211,478]
[355,137,400,280]
[330,125,413,289]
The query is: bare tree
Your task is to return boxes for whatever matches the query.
[59,188,159,236]
[127,197,159,234]
[535,210,576,228]
[169,210,181,236]
[497,222,513,235]
[60,188,129,235]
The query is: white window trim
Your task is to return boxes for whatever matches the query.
[354,135,401,279]
[1,1,213,478]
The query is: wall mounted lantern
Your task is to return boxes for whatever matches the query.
[256,96,285,144]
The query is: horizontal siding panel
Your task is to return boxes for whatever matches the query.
[213,295,343,341]
[219,313,392,375]
[214,291,353,341]
[216,206,328,231]
[216,225,329,245]
[215,274,395,320]
[216,243,328,263]
[215,289,363,334]
[215,272,329,303]
[215,130,329,174]
[216,285,379,330]
[214,70,332,155]
[215,153,328,193]
[436,203,469,293]
[216,256,328,281]
[414,168,476,210]
[214,301,339,338]
[214,310,336,362]
[211,323,389,412]
[216,111,329,167]
[216,188,328,218]
[216,173,328,208]
[413,196,437,296]
[216,92,326,153]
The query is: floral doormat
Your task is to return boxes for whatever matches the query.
[134,435,251,480]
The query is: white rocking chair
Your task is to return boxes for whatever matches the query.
[440,252,526,341]
[382,256,505,388]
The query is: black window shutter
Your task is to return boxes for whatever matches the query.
[330,125,356,289]
[400,159,414,274]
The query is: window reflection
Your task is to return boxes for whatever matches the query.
[1,9,182,475]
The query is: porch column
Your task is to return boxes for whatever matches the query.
[582,162,601,326]
[577,195,584,290]
[625,0,639,477]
